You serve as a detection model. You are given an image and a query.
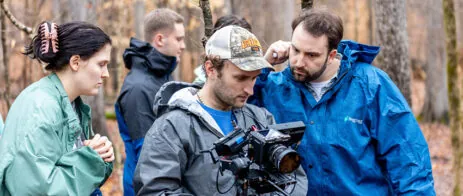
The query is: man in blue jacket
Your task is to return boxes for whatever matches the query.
[249,8,435,195]
[115,8,185,196]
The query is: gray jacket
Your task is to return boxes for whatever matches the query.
[134,81,308,195]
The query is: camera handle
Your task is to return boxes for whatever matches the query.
[237,177,290,196]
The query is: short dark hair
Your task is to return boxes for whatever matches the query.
[202,15,252,48]
[213,15,251,34]
[202,55,226,78]
[291,8,343,52]
[144,8,184,41]
[24,21,112,72]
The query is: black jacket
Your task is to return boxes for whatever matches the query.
[117,37,177,140]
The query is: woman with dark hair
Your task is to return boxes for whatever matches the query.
[0,21,114,196]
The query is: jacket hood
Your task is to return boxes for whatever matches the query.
[123,37,177,76]
[337,40,380,66]
[152,81,226,133]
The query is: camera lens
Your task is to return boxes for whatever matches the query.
[268,144,301,173]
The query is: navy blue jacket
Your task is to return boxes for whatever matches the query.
[249,40,435,195]
[115,37,177,196]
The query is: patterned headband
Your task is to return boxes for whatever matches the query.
[39,23,59,54]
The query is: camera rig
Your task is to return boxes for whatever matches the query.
[202,121,306,196]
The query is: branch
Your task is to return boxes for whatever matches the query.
[0,0,33,35]
[199,0,213,42]
[301,0,314,10]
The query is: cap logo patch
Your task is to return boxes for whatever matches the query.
[241,38,261,49]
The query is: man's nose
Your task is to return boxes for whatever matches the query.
[243,81,254,96]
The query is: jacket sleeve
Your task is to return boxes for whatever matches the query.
[249,68,273,107]
[133,118,193,196]
[370,72,435,195]
[4,122,107,196]
[120,85,156,140]
[101,160,114,187]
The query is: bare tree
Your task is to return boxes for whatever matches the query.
[0,0,36,110]
[420,0,448,122]
[1,10,9,109]
[133,0,145,40]
[443,0,461,194]
[374,0,412,107]
[199,0,213,40]
[0,0,32,35]
[367,0,374,44]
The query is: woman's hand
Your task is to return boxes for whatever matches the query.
[84,134,115,162]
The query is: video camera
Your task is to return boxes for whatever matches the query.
[203,121,305,196]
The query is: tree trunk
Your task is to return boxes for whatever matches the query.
[1,10,10,110]
[133,0,144,40]
[374,0,412,107]
[443,0,461,194]
[421,0,448,122]
[368,0,374,44]
[22,0,29,89]
[199,0,213,39]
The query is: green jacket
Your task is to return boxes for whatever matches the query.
[0,73,112,196]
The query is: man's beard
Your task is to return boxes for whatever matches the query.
[291,63,326,83]
[291,54,329,83]
[212,77,247,109]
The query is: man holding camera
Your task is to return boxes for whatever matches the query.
[133,26,307,195]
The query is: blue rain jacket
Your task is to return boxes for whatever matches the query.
[249,40,435,195]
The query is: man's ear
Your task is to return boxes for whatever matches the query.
[69,55,81,72]
[204,60,216,78]
[152,33,165,47]
[327,49,337,64]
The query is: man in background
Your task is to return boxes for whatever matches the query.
[115,8,185,196]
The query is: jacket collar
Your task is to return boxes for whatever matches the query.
[48,73,92,137]
[154,81,258,137]
[123,37,177,76]
[282,40,380,107]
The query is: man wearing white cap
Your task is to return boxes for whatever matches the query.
[133,26,307,195]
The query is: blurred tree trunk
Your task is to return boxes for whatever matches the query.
[442,0,461,195]
[63,0,108,137]
[226,0,293,70]
[1,10,10,109]
[228,0,293,46]
[199,0,213,39]
[22,0,29,89]
[354,0,359,41]
[421,0,448,122]
[367,0,374,44]
[133,0,144,40]
[374,0,412,107]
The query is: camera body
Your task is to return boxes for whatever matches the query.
[210,121,305,195]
